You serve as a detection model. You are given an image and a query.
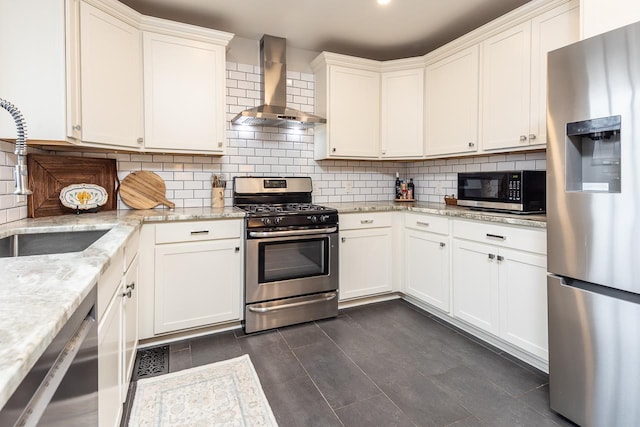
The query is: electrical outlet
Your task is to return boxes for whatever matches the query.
[344,181,353,193]
[435,181,443,195]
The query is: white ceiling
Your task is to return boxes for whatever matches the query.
[120,0,531,61]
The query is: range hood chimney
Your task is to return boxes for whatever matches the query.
[231,35,326,129]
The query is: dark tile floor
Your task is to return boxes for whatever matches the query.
[122,300,577,427]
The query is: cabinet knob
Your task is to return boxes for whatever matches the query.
[73,125,82,131]
[468,142,475,147]
[381,150,386,155]
[341,237,346,243]
[519,135,527,142]
[235,247,240,253]
[332,147,336,153]
[137,137,143,144]
[497,255,504,262]
[488,253,495,260]
[122,290,132,299]
[126,282,135,290]
[440,242,445,248]
[218,142,223,148]
[529,134,536,141]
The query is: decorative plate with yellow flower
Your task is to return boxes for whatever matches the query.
[59,183,109,210]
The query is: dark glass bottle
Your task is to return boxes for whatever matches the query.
[395,172,402,199]
[408,178,415,200]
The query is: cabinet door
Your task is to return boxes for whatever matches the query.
[143,32,226,153]
[529,1,580,146]
[98,294,122,427]
[381,68,424,158]
[404,229,450,312]
[327,66,380,158]
[339,227,392,300]
[481,21,532,151]
[582,0,640,39]
[425,46,480,156]
[498,248,548,360]
[80,1,143,148]
[452,239,499,334]
[121,255,138,402]
[154,239,241,334]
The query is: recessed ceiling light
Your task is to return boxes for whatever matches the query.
[377,0,391,5]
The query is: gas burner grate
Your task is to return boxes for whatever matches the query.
[132,345,169,380]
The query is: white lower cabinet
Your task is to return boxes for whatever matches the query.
[339,213,393,300]
[403,213,451,312]
[98,232,140,427]
[140,219,243,336]
[451,219,548,361]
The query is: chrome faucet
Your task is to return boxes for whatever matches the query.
[0,98,32,195]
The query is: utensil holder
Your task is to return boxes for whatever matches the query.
[212,187,225,208]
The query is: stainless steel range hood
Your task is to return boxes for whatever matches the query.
[231,35,326,129]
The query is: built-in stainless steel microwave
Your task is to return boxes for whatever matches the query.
[457,170,546,213]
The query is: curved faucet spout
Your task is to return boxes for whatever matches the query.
[0,98,32,195]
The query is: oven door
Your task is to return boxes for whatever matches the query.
[245,228,338,304]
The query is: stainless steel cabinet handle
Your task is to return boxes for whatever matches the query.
[190,230,210,235]
[497,255,504,262]
[341,237,346,243]
[360,219,374,224]
[440,242,445,248]
[416,221,429,227]
[488,253,495,259]
[248,292,337,313]
[520,135,527,142]
[529,134,536,141]
[468,142,475,147]
[486,233,506,240]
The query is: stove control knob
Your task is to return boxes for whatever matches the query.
[320,215,330,223]
[308,215,318,223]
[274,217,282,225]
[262,218,271,225]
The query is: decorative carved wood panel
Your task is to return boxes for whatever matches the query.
[27,154,118,218]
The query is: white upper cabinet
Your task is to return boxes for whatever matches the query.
[425,46,480,156]
[313,55,381,159]
[530,0,580,146]
[381,67,424,158]
[481,21,533,151]
[581,0,640,39]
[79,1,143,148]
[143,31,228,154]
[481,1,579,151]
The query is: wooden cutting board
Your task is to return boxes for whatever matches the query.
[119,171,175,209]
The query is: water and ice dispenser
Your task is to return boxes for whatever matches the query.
[565,115,621,193]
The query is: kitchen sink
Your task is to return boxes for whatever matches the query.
[0,229,110,258]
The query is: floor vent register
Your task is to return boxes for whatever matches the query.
[132,345,169,380]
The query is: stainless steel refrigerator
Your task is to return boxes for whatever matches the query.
[547,21,640,427]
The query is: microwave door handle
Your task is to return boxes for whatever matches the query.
[248,227,337,238]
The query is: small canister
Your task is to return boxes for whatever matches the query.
[212,187,225,208]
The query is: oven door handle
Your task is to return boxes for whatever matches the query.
[248,227,337,238]
[248,292,337,313]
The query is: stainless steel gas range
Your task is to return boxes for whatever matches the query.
[233,177,339,333]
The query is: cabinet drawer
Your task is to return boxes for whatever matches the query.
[340,212,393,230]
[155,219,242,244]
[123,228,140,272]
[404,212,449,235]
[453,219,546,254]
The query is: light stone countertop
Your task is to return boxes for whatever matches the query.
[326,201,547,229]
[0,207,244,410]
[0,202,544,410]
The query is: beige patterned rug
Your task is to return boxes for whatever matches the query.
[128,354,278,426]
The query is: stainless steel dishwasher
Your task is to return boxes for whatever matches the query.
[0,287,98,426]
